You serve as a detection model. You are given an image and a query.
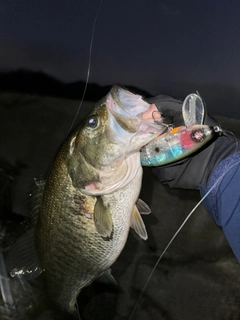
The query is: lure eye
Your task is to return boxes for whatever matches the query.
[191,129,205,142]
[86,115,99,129]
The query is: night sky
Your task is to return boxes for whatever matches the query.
[1,0,240,118]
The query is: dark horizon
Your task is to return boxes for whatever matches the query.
[1,68,240,120]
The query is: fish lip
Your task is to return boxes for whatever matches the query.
[109,85,143,118]
[110,85,129,104]
[109,85,140,118]
[110,85,122,106]
[107,86,142,134]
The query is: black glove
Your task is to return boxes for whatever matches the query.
[147,94,217,128]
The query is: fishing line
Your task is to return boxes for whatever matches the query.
[129,151,240,320]
[65,0,104,139]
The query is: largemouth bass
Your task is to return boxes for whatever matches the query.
[7,86,165,319]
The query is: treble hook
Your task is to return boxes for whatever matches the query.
[152,110,173,131]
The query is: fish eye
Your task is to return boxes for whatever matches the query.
[191,129,205,142]
[86,115,99,129]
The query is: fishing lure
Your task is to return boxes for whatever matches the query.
[140,93,219,166]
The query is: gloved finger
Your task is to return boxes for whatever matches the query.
[159,106,184,126]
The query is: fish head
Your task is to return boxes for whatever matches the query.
[65,86,165,195]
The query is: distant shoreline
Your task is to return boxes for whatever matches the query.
[0,69,151,102]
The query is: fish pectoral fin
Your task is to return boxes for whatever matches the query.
[136,198,151,215]
[97,268,118,286]
[94,196,113,238]
[6,228,43,281]
[130,205,148,240]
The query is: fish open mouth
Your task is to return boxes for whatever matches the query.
[108,85,166,138]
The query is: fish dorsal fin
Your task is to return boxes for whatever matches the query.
[131,205,148,240]
[7,228,43,281]
[97,268,117,286]
[94,196,113,238]
[29,176,45,225]
[136,198,151,215]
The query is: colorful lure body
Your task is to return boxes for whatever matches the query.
[140,124,215,166]
[140,93,218,167]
